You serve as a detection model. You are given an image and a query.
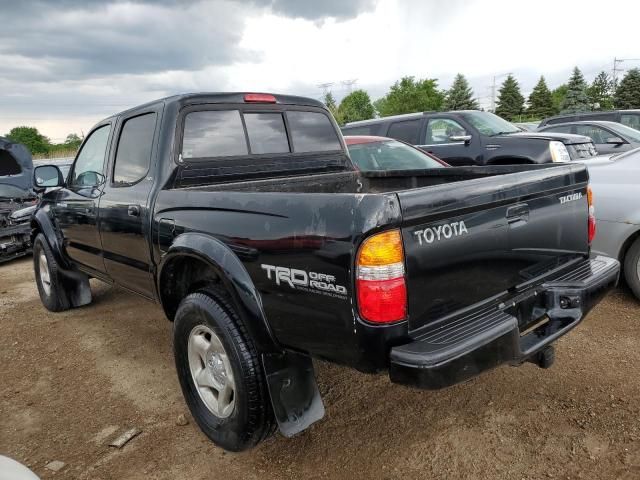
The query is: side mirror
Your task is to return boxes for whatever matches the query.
[605,136,625,145]
[449,134,472,144]
[34,165,64,189]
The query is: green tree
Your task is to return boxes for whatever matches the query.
[375,76,444,117]
[323,92,342,124]
[527,76,554,119]
[561,67,591,114]
[551,84,568,114]
[337,89,375,124]
[588,71,614,110]
[443,73,478,110]
[63,133,83,149]
[6,126,50,155]
[495,74,524,121]
[614,68,640,109]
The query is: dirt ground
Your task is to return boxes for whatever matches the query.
[1,257,639,480]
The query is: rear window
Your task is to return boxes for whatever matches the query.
[244,113,289,154]
[182,110,248,159]
[387,119,421,144]
[287,111,341,152]
[181,109,341,159]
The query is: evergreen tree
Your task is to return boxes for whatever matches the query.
[375,76,444,116]
[495,75,524,121]
[527,76,554,119]
[614,68,640,109]
[323,91,342,124]
[588,71,614,110]
[443,73,478,110]
[337,89,375,124]
[551,84,568,114]
[560,67,591,114]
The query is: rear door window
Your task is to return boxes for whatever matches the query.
[244,113,289,154]
[182,110,248,159]
[287,111,341,152]
[113,113,157,184]
[387,119,421,144]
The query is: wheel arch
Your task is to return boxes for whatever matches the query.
[31,208,71,270]
[618,227,640,265]
[158,232,279,353]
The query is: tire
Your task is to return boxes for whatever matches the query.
[33,233,71,312]
[173,290,275,451]
[623,237,640,300]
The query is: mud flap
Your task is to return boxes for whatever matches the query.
[62,270,92,307]
[262,351,325,437]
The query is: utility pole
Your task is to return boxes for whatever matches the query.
[490,72,511,112]
[612,57,624,89]
[341,79,358,93]
[612,57,640,89]
[317,82,334,98]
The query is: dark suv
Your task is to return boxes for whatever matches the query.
[539,109,640,131]
[342,110,597,165]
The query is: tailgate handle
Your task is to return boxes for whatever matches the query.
[506,204,529,224]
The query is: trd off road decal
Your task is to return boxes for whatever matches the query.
[413,220,468,246]
[261,264,347,298]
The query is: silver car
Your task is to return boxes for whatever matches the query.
[580,148,640,298]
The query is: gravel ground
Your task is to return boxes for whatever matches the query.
[1,257,639,479]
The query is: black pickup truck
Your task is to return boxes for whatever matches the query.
[31,93,619,452]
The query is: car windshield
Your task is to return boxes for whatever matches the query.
[348,140,445,171]
[461,111,521,136]
[610,122,640,142]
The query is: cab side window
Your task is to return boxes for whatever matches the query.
[425,118,467,144]
[113,113,157,185]
[574,125,608,144]
[621,113,640,131]
[70,125,111,188]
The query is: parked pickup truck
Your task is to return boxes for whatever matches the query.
[31,93,619,452]
[342,110,598,165]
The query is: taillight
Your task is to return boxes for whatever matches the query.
[244,93,276,103]
[356,229,407,323]
[587,186,596,244]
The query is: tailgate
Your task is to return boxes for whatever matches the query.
[397,164,590,332]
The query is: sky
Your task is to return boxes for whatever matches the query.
[1,0,640,141]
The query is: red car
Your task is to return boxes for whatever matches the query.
[343,135,449,171]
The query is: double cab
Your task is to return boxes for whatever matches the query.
[31,93,619,451]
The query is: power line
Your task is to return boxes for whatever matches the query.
[341,79,358,93]
[489,72,512,112]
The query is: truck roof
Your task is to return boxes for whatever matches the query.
[103,92,327,122]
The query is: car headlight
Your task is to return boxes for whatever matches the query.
[549,141,571,162]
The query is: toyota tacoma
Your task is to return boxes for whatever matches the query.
[30,93,619,451]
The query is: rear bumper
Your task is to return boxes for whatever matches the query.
[389,255,619,389]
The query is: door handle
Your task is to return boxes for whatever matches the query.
[506,204,529,224]
[128,205,141,217]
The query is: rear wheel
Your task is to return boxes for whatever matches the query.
[623,237,640,300]
[33,234,71,312]
[173,290,275,451]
